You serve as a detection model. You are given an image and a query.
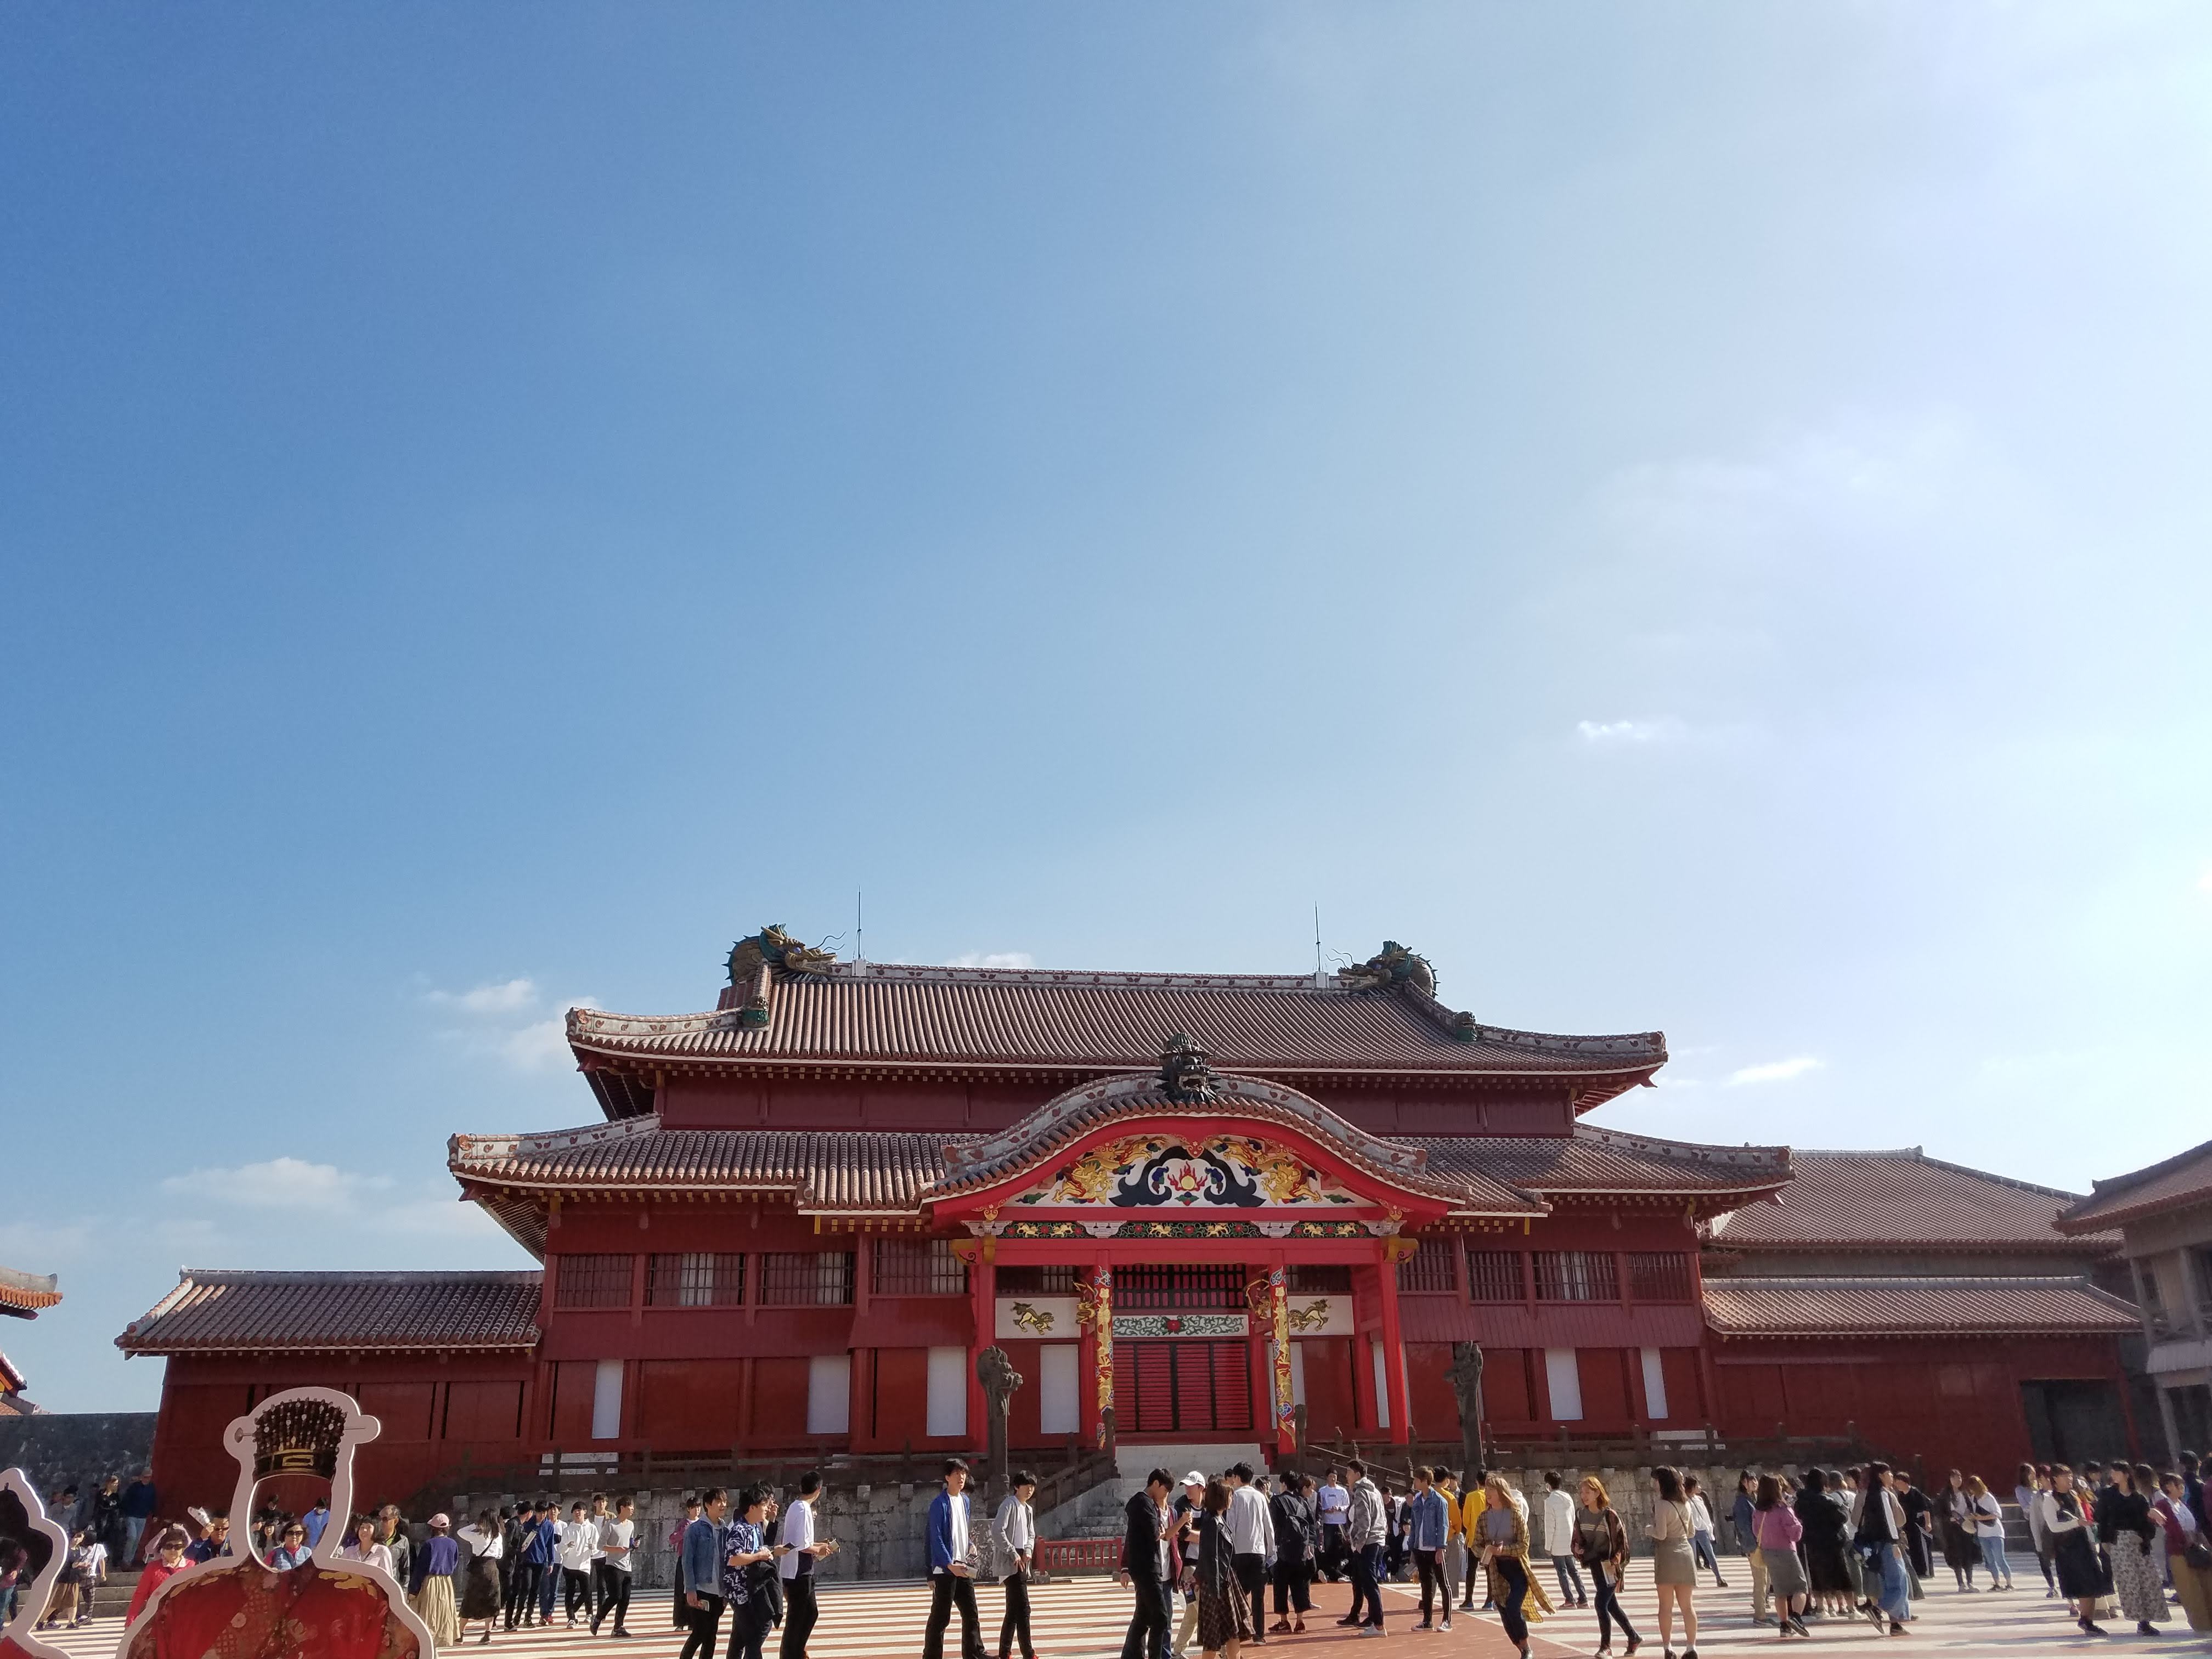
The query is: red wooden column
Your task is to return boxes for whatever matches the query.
[1376,1244,1410,1446]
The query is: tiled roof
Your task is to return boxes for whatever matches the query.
[454,1120,950,1211]
[453,1091,1790,1255]
[0,1266,62,1318]
[1416,1127,1792,1203]
[117,1269,541,1356]
[1706,1148,2117,1251]
[1703,1276,2140,1338]
[2059,1139,2212,1233]
[0,1348,26,1392]
[568,964,1664,1102]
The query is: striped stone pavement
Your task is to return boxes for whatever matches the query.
[32,1553,2212,1658]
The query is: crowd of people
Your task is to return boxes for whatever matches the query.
[15,1447,2212,1656]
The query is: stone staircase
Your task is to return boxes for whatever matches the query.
[1040,1442,1267,1542]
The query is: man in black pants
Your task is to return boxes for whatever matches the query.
[1223,1464,1272,1646]
[1116,1469,1175,1659]
[777,1471,832,1659]
[590,1495,636,1638]
[921,1459,985,1659]
[677,1488,729,1659]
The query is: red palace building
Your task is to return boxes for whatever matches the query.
[120,933,2143,1510]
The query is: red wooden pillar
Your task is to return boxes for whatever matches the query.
[1377,1245,1409,1446]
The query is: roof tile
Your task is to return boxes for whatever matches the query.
[1709,1149,2115,1250]
[117,1269,541,1356]
[2059,1139,2212,1233]
[1704,1275,2140,1338]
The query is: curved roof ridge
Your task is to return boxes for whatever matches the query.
[930,1070,1481,1208]
[1789,1145,2086,1204]
[2081,1136,2212,1195]
[1569,1122,1793,1170]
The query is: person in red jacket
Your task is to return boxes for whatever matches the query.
[125,1531,191,1624]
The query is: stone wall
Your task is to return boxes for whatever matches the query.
[0,1413,159,1503]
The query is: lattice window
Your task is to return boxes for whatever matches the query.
[645,1252,746,1307]
[873,1238,968,1296]
[553,1254,634,1309]
[1116,1265,1245,1310]
[1627,1251,1692,1302]
[1395,1238,1459,1294]
[1533,1250,1619,1302]
[758,1251,855,1307]
[1287,1264,1351,1296]
[996,1265,1078,1296]
[1466,1251,1527,1303]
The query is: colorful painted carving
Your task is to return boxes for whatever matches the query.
[1007,1301,1056,1335]
[1026,1135,1357,1210]
[1091,1266,1114,1447]
[1268,1266,1296,1445]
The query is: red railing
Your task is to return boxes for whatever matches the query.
[1035,1537,1121,1576]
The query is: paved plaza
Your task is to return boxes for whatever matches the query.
[40,1554,2212,1659]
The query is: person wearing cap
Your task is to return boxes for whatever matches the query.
[409,1514,462,1649]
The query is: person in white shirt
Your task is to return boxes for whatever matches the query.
[1539,1471,1587,1607]
[1317,1470,1351,1583]
[994,1470,1038,1659]
[456,1507,506,1644]
[338,1514,396,1578]
[1224,1463,1276,1645]
[1683,1474,1729,1589]
[776,1472,836,1659]
[591,1495,638,1639]
[557,1500,598,1627]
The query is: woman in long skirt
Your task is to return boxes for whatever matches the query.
[1937,1470,1980,1589]
[2041,1468,2111,1637]
[2100,1467,2166,1635]
[410,1514,464,1649]
[1793,1470,1854,1616]
[1192,1480,1250,1659]
[456,1508,505,1644]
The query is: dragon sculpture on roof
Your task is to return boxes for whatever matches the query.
[1337,940,1437,997]
[725,923,839,987]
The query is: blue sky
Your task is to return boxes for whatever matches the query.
[4,5,2209,1410]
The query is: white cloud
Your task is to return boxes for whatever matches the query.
[161,1157,394,1212]
[422,976,596,1071]
[426,977,539,1014]
[1727,1056,1825,1086]
[947,952,1036,969]
[1576,718,1686,745]
[496,1000,599,1071]
[0,1220,91,1263]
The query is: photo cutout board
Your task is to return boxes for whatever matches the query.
[120,1387,432,1659]
[0,1468,69,1659]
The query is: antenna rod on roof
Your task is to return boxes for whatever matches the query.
[1314,904,1325,986]
[856,888,864,969]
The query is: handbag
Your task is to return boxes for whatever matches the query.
[2186,1538,2212,1572]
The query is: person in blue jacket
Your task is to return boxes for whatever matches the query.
[921,1459,983,1659]
[678,1487,731,1659]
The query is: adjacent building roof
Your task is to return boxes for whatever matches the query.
[1704,1275,2140,1339]
[1417,1127,1791,1208]
[0,1266,62,1319]
[2058,1139,2212,1234]
[117,1269,542,1357]
[1707,1148,2117,1253]
[567,961,1665,1114]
